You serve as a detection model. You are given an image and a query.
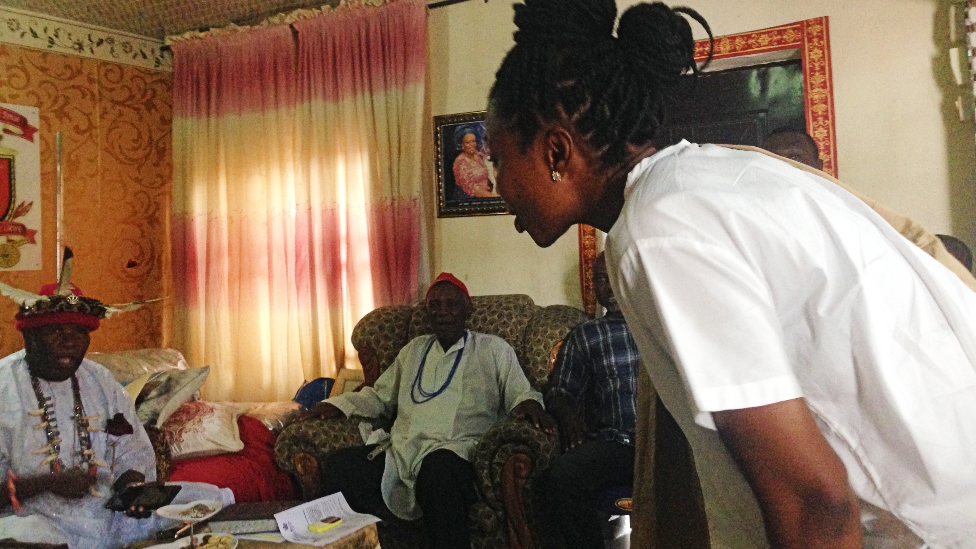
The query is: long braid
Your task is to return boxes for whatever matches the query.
[489,0,713,171]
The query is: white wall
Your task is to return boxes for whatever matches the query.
[426,0,976,306]
[426,2,583,307]
[681,0,976,244]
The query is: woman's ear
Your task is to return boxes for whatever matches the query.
[545,126,574,176]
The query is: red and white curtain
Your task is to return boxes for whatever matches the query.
[968,2,976,123]
[171,0,426,401]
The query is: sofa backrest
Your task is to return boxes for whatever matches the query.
[88,348,189,385]
[351,294,586,390]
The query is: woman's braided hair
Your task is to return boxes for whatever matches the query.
[489,0,713,171]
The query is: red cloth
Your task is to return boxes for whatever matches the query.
[16,311,101,332]
[426,272,470,302]
[168,415,294,502]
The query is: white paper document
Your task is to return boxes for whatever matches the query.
[274,492,380,546]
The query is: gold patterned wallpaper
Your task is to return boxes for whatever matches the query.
[0,43,173,356]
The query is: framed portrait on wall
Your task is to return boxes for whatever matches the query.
[434,111,509,217]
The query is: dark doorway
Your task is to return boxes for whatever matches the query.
[655,58,806,148]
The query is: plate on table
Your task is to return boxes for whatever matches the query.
[157,499,224,522]
[147,533,238,549]
[186,533,238,549]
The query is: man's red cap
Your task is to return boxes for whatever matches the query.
[425,272,471,302]
[14,284,104,332]
[38,283,82,297]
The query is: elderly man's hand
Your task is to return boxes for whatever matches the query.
[512,400,556,435]
[46,469,97,499]
[112,470,153,519]
[545,394,589,452]
[293,401,345,424]
[124,503,152,519]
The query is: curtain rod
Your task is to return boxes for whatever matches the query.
[162,0,483,47]
[428,0,486,9]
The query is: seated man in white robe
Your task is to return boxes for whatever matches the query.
[305,273,553,549]
[0,256,232,549]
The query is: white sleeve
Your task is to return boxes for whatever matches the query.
[615,237,803,428]
[106,376,157,482]
[327,351,402,419]
[495,339,543,413]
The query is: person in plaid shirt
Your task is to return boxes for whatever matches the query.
[540,252,639,549]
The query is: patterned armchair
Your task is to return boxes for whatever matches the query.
[274,294,586,549]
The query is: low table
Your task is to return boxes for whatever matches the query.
[206,500,378,548]
[127,501,380,549]
[127,524,378,549]
[237,524,378,549]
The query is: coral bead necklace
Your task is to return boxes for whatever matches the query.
[28,375,105,476]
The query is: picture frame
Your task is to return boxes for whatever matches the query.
[434,111,509,217]
[329,368,365,398]
[578,17,838,317]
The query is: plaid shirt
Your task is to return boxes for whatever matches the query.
[546,311,639,440]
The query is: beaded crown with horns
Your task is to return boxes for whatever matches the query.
[0,248,157,332]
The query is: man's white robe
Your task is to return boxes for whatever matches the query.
[0,351,232,548]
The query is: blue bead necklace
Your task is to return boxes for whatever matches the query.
[411,332,466,404]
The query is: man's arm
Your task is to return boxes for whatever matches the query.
[302,346,408,422]
[544,331,590,450]
[492,338,554,433]
[712,397,862,549]
[108,384,158,482]
[322,350,404,419]
[2,469,96,506]
[544,394,587,451]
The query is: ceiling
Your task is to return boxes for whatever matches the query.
[0,0,347,41]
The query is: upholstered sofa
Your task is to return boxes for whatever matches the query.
[88,348,300,498]
[274,294,587,549]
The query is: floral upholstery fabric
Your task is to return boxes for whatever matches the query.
[274,416,364,477]
[405,295,536,356]
[473,417,558,508]
[144,425,172,481]
[351,305,414,380]
[522,305,588,389]
[465,295,536,346]
[274,294,586,549]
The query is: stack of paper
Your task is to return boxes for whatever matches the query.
[274,493,381,546]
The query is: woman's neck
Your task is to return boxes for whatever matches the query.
[583,144,658,232]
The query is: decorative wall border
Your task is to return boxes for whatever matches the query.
[691,17,837,178]
[0,7,172,72]
[580,17,838,316]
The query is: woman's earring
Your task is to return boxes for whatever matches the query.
[551,170,562,182]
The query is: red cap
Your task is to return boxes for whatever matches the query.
[14,284,102,332]
[425,273,471,302]
[16,312,100,332]
[38,283,83,296]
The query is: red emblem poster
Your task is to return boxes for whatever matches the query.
[0,103,40,270]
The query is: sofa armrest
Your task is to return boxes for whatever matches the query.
[144,425,172,482]
[472,416,557,549]
[473,416,558,506]
[274,415,365,499]
[274,415,364,473]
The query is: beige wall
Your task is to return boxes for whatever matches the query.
[426,3,584,307]
[426,0,976,306]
